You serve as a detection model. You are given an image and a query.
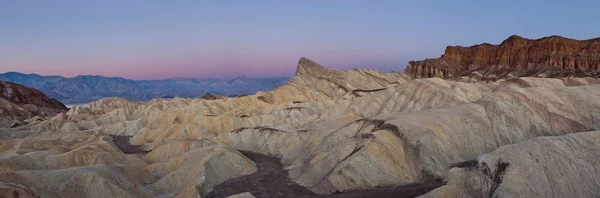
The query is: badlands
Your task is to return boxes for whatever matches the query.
[1,35,600,198]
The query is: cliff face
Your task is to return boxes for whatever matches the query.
[406,35,600,81]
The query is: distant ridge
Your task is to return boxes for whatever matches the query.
[0,72,289,104]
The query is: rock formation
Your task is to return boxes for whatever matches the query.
[1,55,600,197]
[420,131,600,198]
[201,93,226,100]
[0,81,67,127]
[406,35,600,81]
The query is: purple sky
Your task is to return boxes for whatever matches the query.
[1,1,599,79]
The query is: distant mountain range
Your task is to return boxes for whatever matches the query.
[0,72,289,104]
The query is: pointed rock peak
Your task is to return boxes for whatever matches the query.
[508,34,525,40]
[298,57,324,69]
[295,57,326,77]
[501,34,529,46]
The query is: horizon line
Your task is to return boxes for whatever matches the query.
[0,71,295,81]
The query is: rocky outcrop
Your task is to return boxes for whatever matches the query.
[218,83,600,194]
[0,131,158,198]
[0,81,66,110]
[420,131,600,198]
[147,144,257,197]
[0,165,156,198]
[201,93,226,100]
[295,57,410,99]
[406,35,600,81]
[0,81,67,127]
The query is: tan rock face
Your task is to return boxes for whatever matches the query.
[217,82,600,194]
[226,192,256,198]
[420,131,600,198]
[147,144,257,197]
[0,131,158,198]
[406,35,600,80]
[0,165,155,198]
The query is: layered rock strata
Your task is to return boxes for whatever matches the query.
[406,35,600,81]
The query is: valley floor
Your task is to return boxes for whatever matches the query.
[110,136,444,198]
[206,151,445,198]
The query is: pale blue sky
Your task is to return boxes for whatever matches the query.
[1,0,598,79]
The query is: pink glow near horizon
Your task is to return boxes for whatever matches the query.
[2,50,408,80]
[3,1,599,80]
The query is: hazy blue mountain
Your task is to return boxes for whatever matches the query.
[0,72,289,104]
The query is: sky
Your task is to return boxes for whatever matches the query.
[1,0,599,80]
